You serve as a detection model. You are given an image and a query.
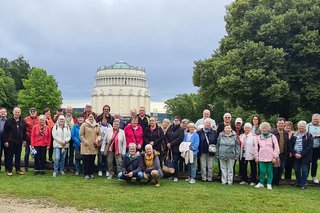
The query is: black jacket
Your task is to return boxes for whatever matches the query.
[97,114,114,125]
[121,153,141,176]
[197,128,218,155]
[143,125,164,152]
[138,115,149,131]
[4,117,26,144]
[288,133,313,164]
[165,124,184,154]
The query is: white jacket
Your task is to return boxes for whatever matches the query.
[52,124,71,149]
[100,128,126,155]
[179,141,194,164]
[239,132,256,160]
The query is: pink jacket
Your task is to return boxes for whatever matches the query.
[124,124,143,148]
[254,134,279,162]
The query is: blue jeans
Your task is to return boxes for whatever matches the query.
[98,151,105,172]
[74,146,81,173]
[54,147,67,173]
[118,171,143,181]
[294,159,309,187]
[188,154,197,179]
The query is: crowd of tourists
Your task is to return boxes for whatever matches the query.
[0,104,319,189]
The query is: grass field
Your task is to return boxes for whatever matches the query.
[0,168,319,213]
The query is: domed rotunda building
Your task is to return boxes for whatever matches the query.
[91,61,150,117]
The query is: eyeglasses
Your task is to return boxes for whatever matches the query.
[30,110,36,113]
[104,109,110,111]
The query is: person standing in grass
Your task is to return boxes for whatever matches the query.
[0,107,8,172]
[254,122,279,190]
[184,123,199,184]
[52,115,71,177]
[43,108,55,162]
[31,115,51,175]
[284,121,295,181]
[71,116,84,176]
[306,114,320,184]
[216,125,240,185]
[165,116,184,182]
[3,107,26,176]
[289,121,313,189]
[80,113,101,180]
[118,143,143,183]
[101,119,126,179]
[24,107,40,172]
[197,118,218,182]
[98,116,112,177]
[138,144,163,187]
[239,123,257,186]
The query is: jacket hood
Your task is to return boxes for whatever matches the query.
[85,119,98,127]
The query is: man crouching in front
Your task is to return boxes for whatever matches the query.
[118,143,143,183]
[139,144,163,187]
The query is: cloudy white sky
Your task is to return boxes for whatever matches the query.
[0,0,233,105]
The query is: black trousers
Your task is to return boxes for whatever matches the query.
[285,156,294,179]
[0,139,9,171]
[311,147,320,177]
[83,155,95,176]
[240,158,257,183]
[48,138,54,161]
[65,140,75,169]
[7,143,23,172]
[34,146,47,171]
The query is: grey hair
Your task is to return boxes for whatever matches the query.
[113,119,120,124]
[188,122,196,128]
[145,144,153,150]
[204,118,212,124]
[259,122,271,131]
[223,113,231,118]
[297,120,307,127]
[244,122,252,129]
[58,115,66,121]
[128,143,137,149]
[39,114,46,121]
[312,113,320,119]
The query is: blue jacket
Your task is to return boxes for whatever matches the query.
[71,124,81,148]
[184,132,200,155]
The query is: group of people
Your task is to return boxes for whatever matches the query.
[0,105,319,189]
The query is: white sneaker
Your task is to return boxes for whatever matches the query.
[312,177,319,184]
[250,182,256,186]
[255,183,264,188]
[52,172,57,177]
[107,175,112,180]
[267,184,272,190]
[98,171,103,177]
[106,171,110,177]
[173,177,178,182]
[189,179,196,184]
[239,181,248,185]
[185,177,191,182]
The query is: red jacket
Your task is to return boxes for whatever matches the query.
[31,124,51,147]
[24,116,40,140]
[124,124,143,148]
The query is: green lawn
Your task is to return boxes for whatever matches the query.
[0,170,319,213]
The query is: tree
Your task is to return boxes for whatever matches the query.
[0,68,17,109]
[165,93,204,122]
[193,0,320,119]
[18,68,62,115]
[0,55,31,91]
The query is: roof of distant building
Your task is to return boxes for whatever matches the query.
[98,61,145,71]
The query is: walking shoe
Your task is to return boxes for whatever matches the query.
[173,177,178,182]
[207,179,213,182]
[85,175,90,180]
[312,177,319,184]
[98,171,103,177]
[105,171,110,177]
[189,179,196,184]
[7,172,13,176]
[185,177,191,182]
[267,184,272,190]
[155,183,160,187]
[255,183,264,188]
[301,186,306,190]
[250,182,256,186]
[239,181,248,185]
[107,175,112,180]
[52,172,57,177]
[16,170,25,175]
[75,172,79,176]
[168,176,173,180]
[60,171,65,176]
[90,175,95,179]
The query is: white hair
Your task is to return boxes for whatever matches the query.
[223,113,231,118]
[297,120,307,127]
[244,122,252,129]
[128,143,137,149]
[259,122,271,131]
[204,118,212,124]
[312,114,320,119]
[39,114,46,121]
[145,144,153,150]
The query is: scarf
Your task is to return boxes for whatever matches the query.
[262,132,271,138]
[145,152,154,168]
[39,124,46,136]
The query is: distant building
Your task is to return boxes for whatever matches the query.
[91,61,150,117]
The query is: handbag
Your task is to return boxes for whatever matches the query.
[163,150,175,174]
[205,132,216,154]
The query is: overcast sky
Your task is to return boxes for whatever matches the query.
[0,0,233,104]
